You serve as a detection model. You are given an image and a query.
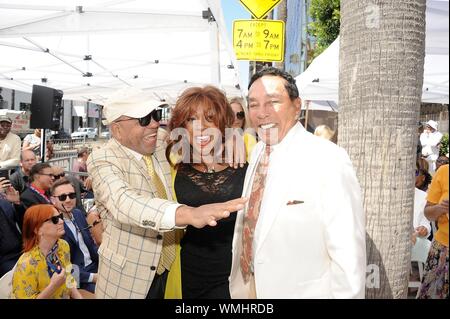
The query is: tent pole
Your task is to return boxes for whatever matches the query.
[304,100,310,129]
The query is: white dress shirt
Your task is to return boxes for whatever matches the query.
[64,216,94,282]
[414,187,431,236]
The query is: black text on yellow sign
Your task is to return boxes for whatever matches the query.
[233,20,285,62]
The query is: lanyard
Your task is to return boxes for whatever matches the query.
[65,214,82,243]
[29,185,51,203]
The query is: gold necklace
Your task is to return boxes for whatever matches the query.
[205,165,215,173]
[194,163,215,173]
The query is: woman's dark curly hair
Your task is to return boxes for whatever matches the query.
[417,169,432,191]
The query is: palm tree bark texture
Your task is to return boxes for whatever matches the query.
[339,0,426,298]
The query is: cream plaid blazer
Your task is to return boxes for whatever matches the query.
[87,135,177,299]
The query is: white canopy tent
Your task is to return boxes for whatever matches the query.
[0,0,243,105]
[296,0,449,106]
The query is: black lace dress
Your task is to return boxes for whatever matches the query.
[175,163,248,299]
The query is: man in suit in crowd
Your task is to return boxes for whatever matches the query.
[50,178,99,294]
[0,198,22,277]
[9,150,37,194]
[18,162,54,228]
[87,87,246,299]
[52,165,86,212]
[229,67,366,298]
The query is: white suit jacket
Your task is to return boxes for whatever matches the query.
[420,131,442,160]
[414,188,431,235]
[229,123,366,299]
[87,134,177,298]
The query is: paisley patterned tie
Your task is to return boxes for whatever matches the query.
[240,145,271,283]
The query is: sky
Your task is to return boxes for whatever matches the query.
[221,0,251,93]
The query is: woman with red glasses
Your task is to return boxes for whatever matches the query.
[11,204,82,299]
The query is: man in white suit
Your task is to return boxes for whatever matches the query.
[229,67,366,299]
[88,87,246,298]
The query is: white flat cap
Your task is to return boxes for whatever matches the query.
[426,120,438,130]
[103,87,165,125]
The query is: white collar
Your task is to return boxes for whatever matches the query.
[262,122,304,153]
[116,139,151,161]
[125,146,144,161]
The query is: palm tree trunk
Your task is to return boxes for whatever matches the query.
[339,0,426,298]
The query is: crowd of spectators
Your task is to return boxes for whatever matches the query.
[0,107,448,299]
[0,115,102,298]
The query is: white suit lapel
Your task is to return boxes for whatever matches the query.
[254,124,303,255]
[254,149,287,255]
[241,143,264,202]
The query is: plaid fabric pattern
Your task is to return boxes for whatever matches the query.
[143,155,176,275]
[87,136,177,298]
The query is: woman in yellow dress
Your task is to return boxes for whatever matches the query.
[11,204,81,299]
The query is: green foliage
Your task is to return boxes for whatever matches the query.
[307,0,340,64]
[440,133,449,156]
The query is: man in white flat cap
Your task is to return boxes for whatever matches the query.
[0,114,21,178]
[87,87,246,299]
[420,120,443,174]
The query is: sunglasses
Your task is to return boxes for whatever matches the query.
[53,173,65,180]
[115,109,163,127]
[235,111,245,120]
[54,192,76,201]
[45,213,64,225]
[39,173,56,178]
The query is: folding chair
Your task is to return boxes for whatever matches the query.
[409,237,432,298]
[0,264,16,299]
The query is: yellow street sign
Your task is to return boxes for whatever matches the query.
[233,20,285,62]
[239,0,283,19]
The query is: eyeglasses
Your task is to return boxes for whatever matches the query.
[114,109,163,127]
[39,173,55,179]
[53,192,76,201]
[45,213,64,225]
[53,173,65,180]
[235,111,245,120]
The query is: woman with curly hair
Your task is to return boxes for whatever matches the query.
[165,86,248,299]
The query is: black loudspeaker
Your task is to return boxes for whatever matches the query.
[30,85,63,130]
